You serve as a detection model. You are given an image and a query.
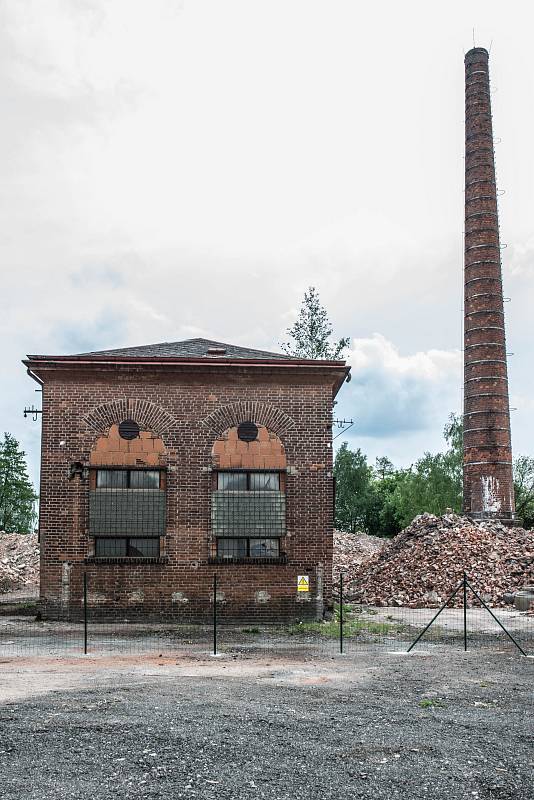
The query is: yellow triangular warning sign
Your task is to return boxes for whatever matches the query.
[297,575,310,592]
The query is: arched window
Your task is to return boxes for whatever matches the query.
[88,422,167,558]
[211,423,287,561]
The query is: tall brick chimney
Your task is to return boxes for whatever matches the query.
[463,47,515,521]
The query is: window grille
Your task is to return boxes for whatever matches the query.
[212,471,286,540]
[212,491,286,536]
[89,469,166,537]
[94,537,160,558]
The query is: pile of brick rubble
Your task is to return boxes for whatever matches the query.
[340,513,534,608]
[0,532,39,593]
[333,530,385,582]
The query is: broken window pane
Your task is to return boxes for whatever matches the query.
[249,472,280,491]
[128,538,160,557]
[249,538,280,557]
[94,537,160,557]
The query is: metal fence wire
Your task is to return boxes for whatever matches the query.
[0,572,532,658]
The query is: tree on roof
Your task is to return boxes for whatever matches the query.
[281,286,350,359]
[0,433,38,534]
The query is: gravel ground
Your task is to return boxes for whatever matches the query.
[0,649,533,800]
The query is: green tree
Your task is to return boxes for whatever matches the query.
[372,470,404,537]
[282,286,350,359]
[514,455,534,529]
[0,433,38,533]
[334,445,401,536]
[334,443,374,533]
[335,414,463,536]
[333,411,534,535]
[390,454,462,528]
[388,414,463,527]
[443,412,463,480]
[375,456,395,480]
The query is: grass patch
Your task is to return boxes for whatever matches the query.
[0,601,38,617]
[241,627,261,634]
[281,617,407,639]
[419,698,447,709]
[274,602,408,639]
[336,602,354,616]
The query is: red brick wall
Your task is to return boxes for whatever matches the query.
[463,47,515,519]
[35,365,338,622]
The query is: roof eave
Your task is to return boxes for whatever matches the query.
[23,354,347,368]
[23,356,351,399]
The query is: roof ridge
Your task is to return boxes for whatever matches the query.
[65,337,296,360]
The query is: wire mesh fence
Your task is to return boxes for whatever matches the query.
[0,572,532,659]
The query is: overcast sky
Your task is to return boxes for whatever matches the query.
[1,0,533,486]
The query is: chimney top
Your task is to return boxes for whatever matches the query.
[465,46,489,61]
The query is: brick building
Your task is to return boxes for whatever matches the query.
[24,338,350,621]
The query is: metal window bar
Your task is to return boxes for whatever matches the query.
[89,487,166,537]
[211,490,286,537]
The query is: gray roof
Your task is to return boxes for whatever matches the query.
[72,338,297,361]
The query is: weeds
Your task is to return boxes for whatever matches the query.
[282,617,406,639]
[419,698,447,709]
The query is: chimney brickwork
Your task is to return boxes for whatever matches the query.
[463,47,515,520]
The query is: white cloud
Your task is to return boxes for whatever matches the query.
[509,239,534,278]
[1,0,533,485]
[348,335,460,381]
[338,335,462,438]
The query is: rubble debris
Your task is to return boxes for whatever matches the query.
[333,530,385,582]
[340,513,534,608]
[0,532,39,593]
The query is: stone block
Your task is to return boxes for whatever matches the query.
[172,592,189,604]
[514,592,534,612]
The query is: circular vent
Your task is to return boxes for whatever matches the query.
[237,421,258,442]
[118,419,140,440]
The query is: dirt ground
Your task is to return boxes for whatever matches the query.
[0,648,533,800]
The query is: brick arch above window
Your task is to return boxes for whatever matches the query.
[83,399,176,438]
[89,424,167,467]
[200,401,296,440]
[212,426,287,470]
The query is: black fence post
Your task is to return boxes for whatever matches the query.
[339,573,344,654]
[463,572,468,652]
[213,573,217,656]
[466,578,528,657]
[83,571,88,655]
[407,580,464,653]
